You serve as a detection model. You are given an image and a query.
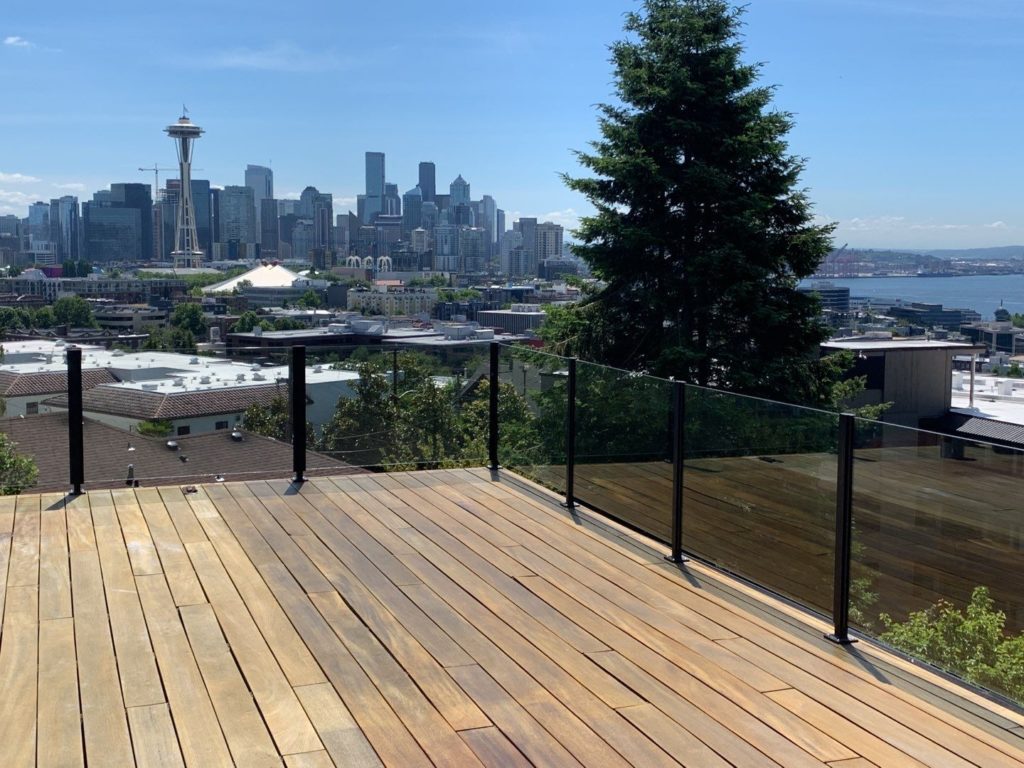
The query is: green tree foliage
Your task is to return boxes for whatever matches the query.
[52,296,97,328]
[136,419,173,437]
[318,351,541,469]
[231,311,274,333]
[881,587,1024,703]
[0,433,38,494]
[142,325,197,353]
[296,289,323,309]
[273,317,306,331]
[556,0,834,402]
[32,306,56,328]
[241,394,316,446]
[170,302,208,337]
[138,267,246,289]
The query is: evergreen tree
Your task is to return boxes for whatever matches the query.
[559,0,834,401]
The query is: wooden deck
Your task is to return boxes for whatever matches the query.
[2,468,1023,767]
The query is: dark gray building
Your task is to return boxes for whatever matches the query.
[418,161,436,203]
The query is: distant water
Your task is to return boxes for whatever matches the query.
[798,275,1024,319]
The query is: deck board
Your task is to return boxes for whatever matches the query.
[5,467,1020,767]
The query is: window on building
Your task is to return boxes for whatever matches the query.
[215,421,229,430]
[176,425,191,436]
[25,402,38,415]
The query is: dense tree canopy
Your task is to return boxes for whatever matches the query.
[554,0,835,402]
[52,296,97,328]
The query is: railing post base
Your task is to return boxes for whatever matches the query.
[664,553,689,565]
[825,633,858,645]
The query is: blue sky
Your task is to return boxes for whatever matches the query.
[1,0,1021,249]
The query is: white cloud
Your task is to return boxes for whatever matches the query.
[199,42,351,73]
[505,207,581,232]
[0,171,41,184]
[3,36,32,48]
[53,182,85,191]
[0,188,43,216]
[986,221,1009,229]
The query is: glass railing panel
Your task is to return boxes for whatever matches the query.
[498,344,567,494]
[573,360,674,540]
[8,344,296,492]
[851,420,1024,704]
[310,343,489,472]
[682,385,839,615]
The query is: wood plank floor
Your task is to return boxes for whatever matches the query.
[2,468,1023,767]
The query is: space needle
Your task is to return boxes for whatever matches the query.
[165,110,204,269]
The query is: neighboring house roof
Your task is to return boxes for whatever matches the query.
[0,368,120,398]
[43,382,286,420]
[203,264,302,294]
[945,413,1024,447]
[3,412,355,493]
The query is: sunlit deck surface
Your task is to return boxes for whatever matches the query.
[3,468,1024,767]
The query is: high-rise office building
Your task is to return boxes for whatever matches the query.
[420,202,438,232]
[458,227,487,274]
[245,164,273,242]
[28,202,51,253]
[364,151,385,223]
[418,162,436,203]
[515,217,538,277]
[481,195,497,251]
[402,186,422,238]
[536,221,564,262]
[260,198,279,257]
[312,192,333,250]
[219,186,257,245]
[500,230,524,275]
[496,209,506,242]
[49,196,80,262]
[291,219,315,261]
[374,215,403,259]
[83,185,149,263]
[110,183,153,262]
[450,175,470,207]
[383,183,401,217]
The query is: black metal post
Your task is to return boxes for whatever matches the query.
[667,381,688,563]
[563,358,577,509]
[291,345,307,483]
[827,413,857,644]
[488,342,500,471]
[67,347,84,495]
[392,347,399,402]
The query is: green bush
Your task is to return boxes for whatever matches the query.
[881,587,1024,703]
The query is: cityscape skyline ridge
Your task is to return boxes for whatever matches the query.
[2,0,1022,249]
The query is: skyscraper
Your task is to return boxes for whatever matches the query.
[49,196,80,262]
[245,164,273,242]
[165,113,204,268]
[515,217,538,276]
[536,221,564,262]
[418,162,436,203]
[364,151,385,224]
[402,186,423,238]
[260,198,279,257]
[28,202,51,253]
[110,183,153,262]
[383,184,401,217]
[219,186,257,245]
[450,175,470,207]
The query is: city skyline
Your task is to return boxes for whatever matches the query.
[2,1,1023,249]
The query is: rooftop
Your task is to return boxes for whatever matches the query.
[4,469,1020,765]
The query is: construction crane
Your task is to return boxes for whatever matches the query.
[138,165,175,202]
[138,164,203,202]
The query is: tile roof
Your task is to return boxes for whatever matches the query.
[43,382,286,420]
[0,368,120,397]
[1,412,355,493]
